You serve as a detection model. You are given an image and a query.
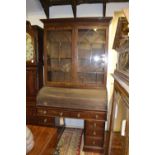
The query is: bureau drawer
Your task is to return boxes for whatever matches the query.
[26,101,36,106]
[85,129,104,137]
[70,111,106,121]
[26,106,36,116]
[85,120,105,130]
[37,108,70,118]
[85,136,103,147]
[26,115,38,125]
[37,116,55,126]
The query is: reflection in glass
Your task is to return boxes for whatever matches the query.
[77,28,106,85]
[46,30,72,82]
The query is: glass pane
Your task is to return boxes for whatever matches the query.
[46,30,72,82]
[77,28,106,85]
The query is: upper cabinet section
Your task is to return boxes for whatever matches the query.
[77,28,106,85]
[113,17,129,83]
[41,18,112,88]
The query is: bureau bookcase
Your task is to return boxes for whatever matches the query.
[36,18,112,153]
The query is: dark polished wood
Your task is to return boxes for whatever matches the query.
[36,18,111,153]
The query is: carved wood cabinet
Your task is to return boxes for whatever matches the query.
[108,17,129,155]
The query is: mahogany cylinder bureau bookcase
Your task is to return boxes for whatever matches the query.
[36,18,112,153]
[26,21,56,126]
[108,17,129,155]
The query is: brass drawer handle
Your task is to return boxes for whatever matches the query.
[44,118,47,123]
[43,102,47,106]
[93,141,96,145]
[95,115,98,119]
[94,123,97,128]
[43,110,47,114]
[59,112,63,116]
[93,131,96,136]
[77,113,80,118]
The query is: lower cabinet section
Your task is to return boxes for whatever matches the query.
[29,106,107,153]
[83,120,105,153]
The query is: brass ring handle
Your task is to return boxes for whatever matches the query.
[77,113,80,118]
[95,115,98,119]
[44,102,47,105]
[93,131,96,136]
[94,123,97,128]
[43,110,47,114]
[59,112,63,116]
[44,118,47,123]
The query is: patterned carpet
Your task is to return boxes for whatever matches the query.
[53,128,83,155]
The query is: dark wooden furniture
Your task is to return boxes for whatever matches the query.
[36,18,111,153]
[26,21,47,126]
[108,17,129,155]
[37,87,107,153]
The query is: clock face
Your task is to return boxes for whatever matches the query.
[26,33,34,62]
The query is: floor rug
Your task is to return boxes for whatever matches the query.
[53,128,83,155]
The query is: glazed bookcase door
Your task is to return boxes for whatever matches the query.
[77,27,107,87]
[45,28,73,84]
[42,18,111,88]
